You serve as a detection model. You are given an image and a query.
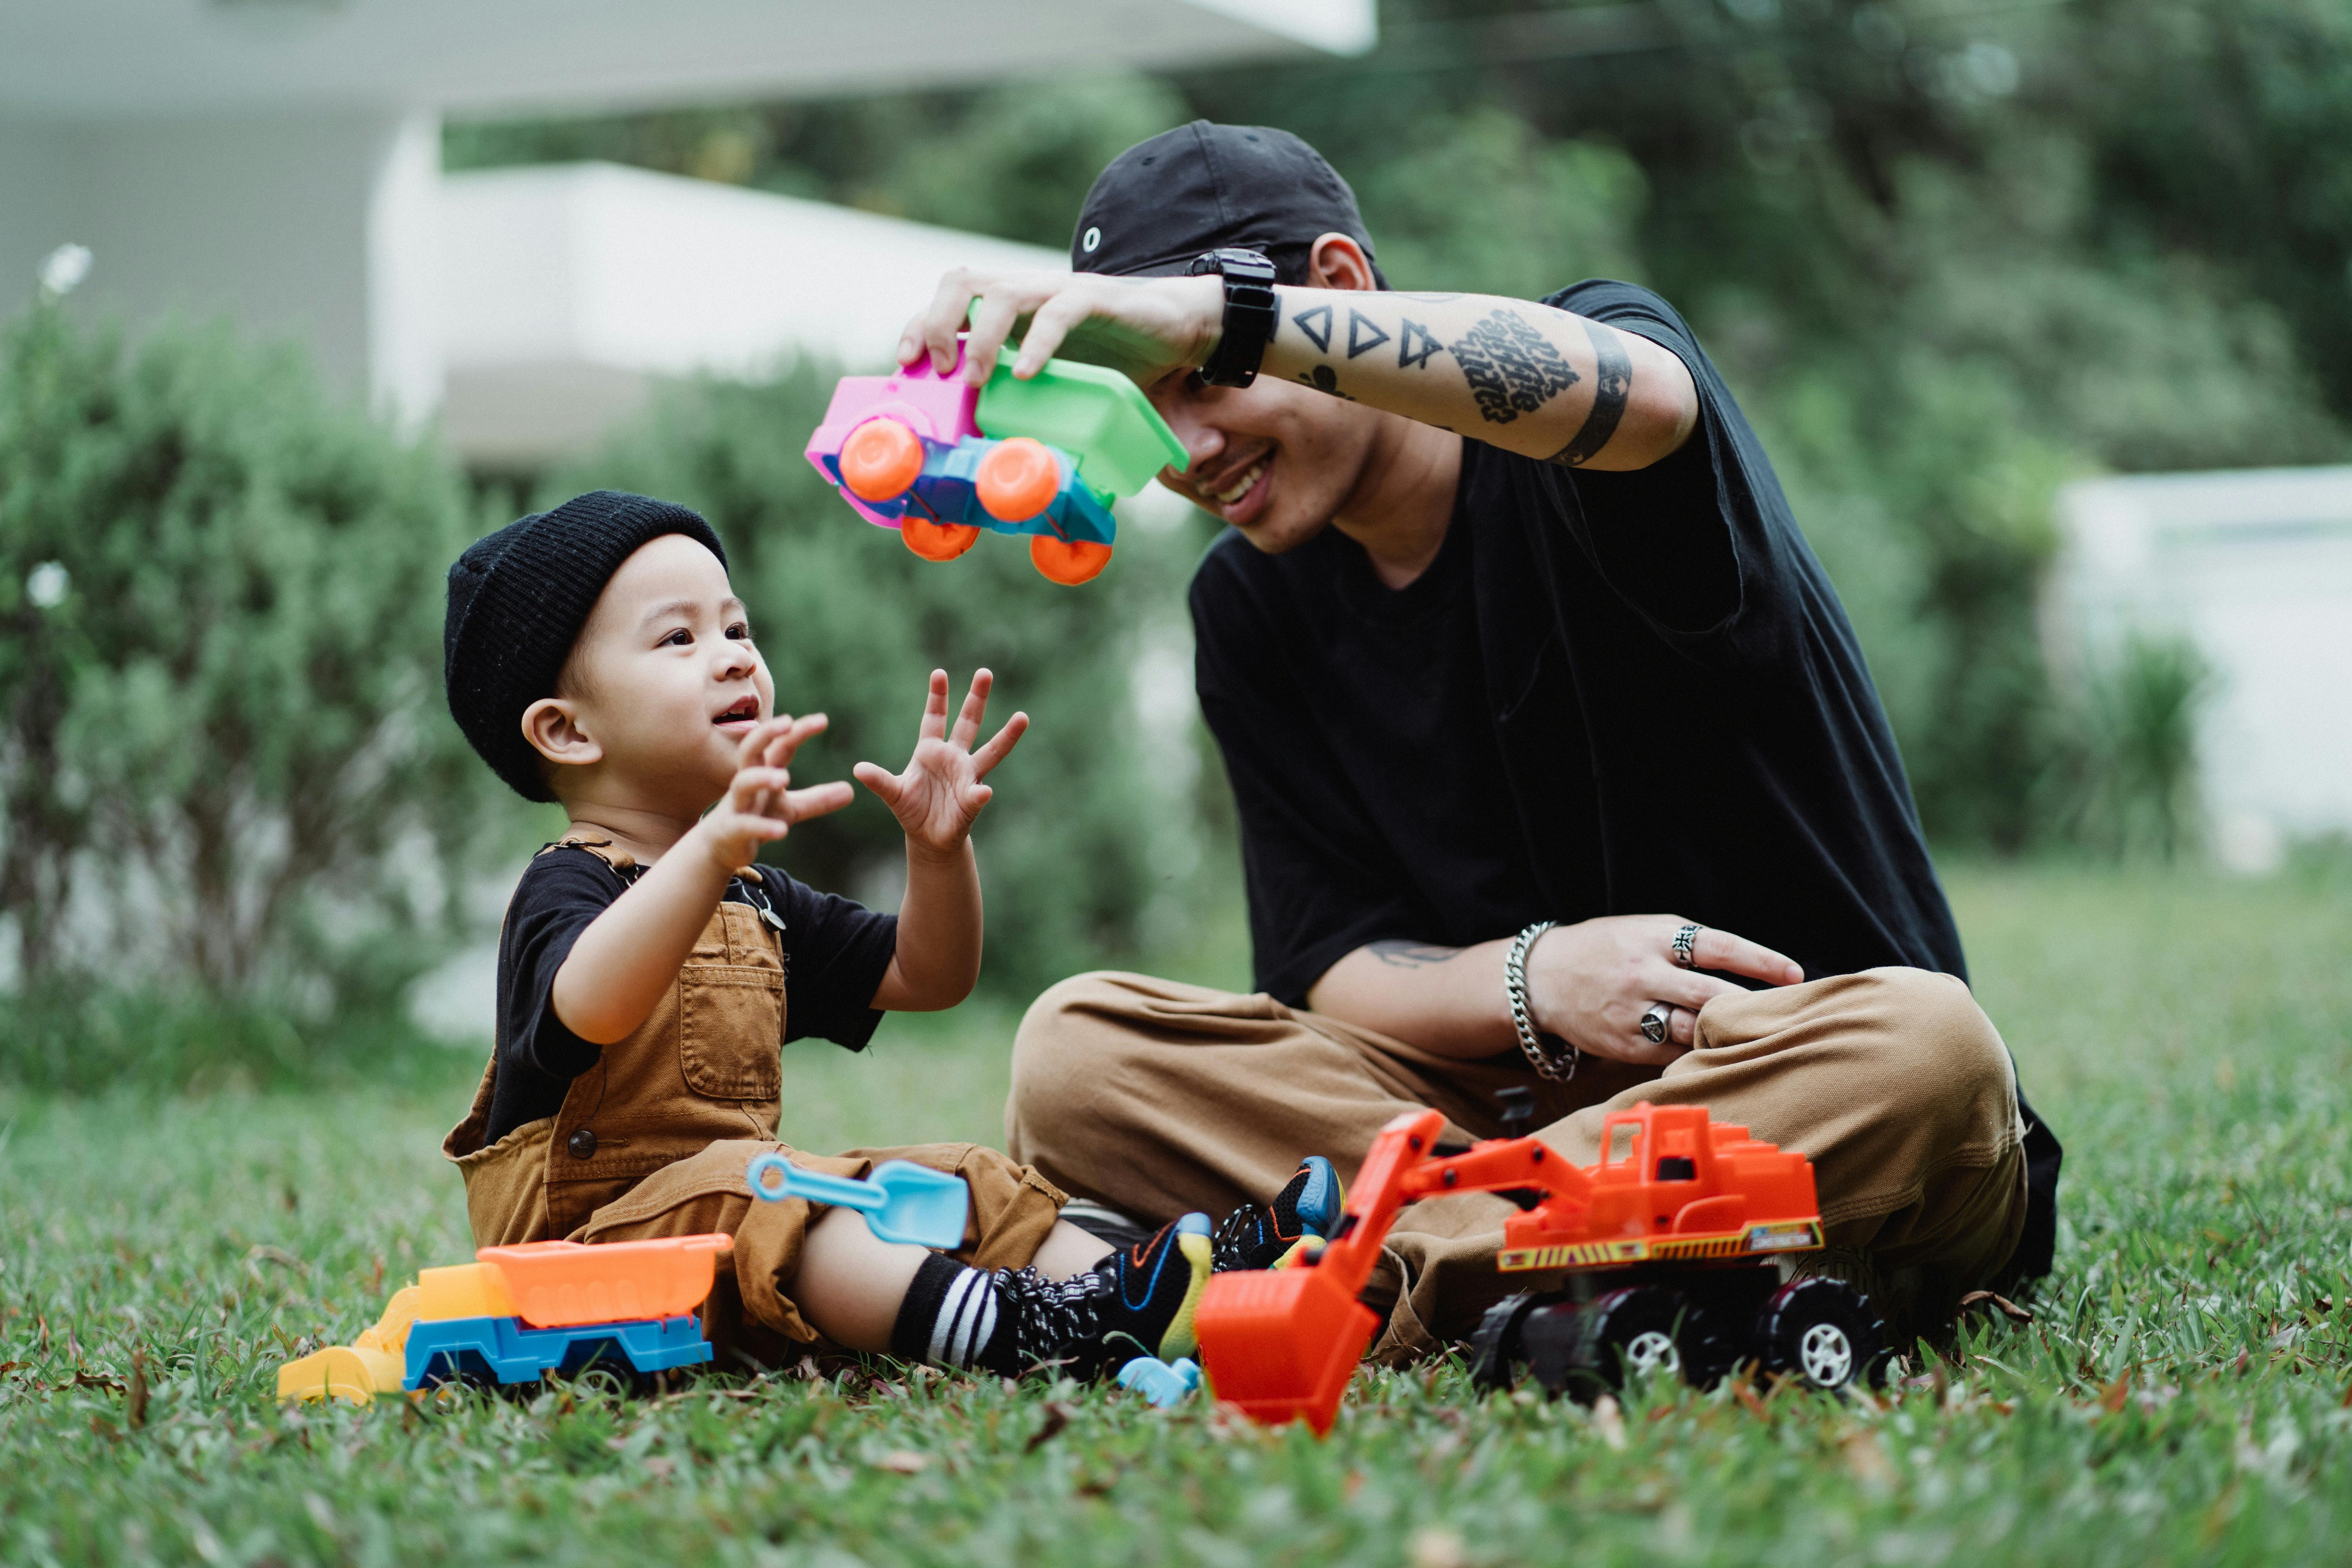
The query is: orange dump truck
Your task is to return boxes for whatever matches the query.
[1194,1101,1886,1434]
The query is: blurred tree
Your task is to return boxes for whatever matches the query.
[549,363,1207,998]
[0,305,499,1006]
[446,0,2352,857]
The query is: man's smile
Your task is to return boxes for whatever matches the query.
[1193,443,1276,524]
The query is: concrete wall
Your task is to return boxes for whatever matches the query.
[2058,466,2352,867]
[0,109,441,423]
[438,162,1063,467]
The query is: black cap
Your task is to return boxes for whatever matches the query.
[444,490,729,803]
[1070,121,1377,281]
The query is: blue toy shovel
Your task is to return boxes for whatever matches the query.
[744,1153,969,1250]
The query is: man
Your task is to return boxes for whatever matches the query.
[897,122,2059,1355]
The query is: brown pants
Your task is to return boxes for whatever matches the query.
[1005,966,2026,1357]
[567,1140,1065,1369]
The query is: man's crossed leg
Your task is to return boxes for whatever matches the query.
[1005,966,2025,1358]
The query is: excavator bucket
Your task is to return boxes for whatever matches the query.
[1195,1265,1378,1436]
[1194,1107,1449,1435]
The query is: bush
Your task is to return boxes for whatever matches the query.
[550,361,1216,1000]
[0,304,502,1020]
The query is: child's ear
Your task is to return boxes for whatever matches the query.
[521,697,602,769]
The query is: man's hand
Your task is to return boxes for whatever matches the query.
[1305,915,1802,1067]
[1525,916,1803,1067]
[694,714,853,874]
[898,268,1221,388]
[853,670,1028,858]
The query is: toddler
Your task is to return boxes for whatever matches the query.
[439,491,1321,1378]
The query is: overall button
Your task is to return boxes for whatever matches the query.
[567,1129,597,1160]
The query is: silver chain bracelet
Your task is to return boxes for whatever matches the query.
[1505,920,1577,1082]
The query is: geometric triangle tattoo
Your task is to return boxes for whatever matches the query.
[1345,308,1392,359]
[1397,318,1445,370]
[1291,304,1333,354]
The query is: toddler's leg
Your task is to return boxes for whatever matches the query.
[794,1207,1215,1380]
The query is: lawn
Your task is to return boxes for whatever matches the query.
[5,860,2352,1566]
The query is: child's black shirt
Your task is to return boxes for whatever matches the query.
[483,844,898,1143]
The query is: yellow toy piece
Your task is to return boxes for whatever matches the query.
[275,1283,422,1406]
[415,1262,517,1323]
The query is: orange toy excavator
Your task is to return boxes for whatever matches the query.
[1193,1100,1885,1435]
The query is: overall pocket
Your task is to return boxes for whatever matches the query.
[677,965,786,1100]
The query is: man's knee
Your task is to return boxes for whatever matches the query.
[1009,971,1126,1127]
[1854,967,2017,1132]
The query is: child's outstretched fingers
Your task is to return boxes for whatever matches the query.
[971,711,1028,779]
[759,713,829,771]
[780,780,855,823]
[850,759,903,811]
[949,669,995,751]
[918,669,951,742]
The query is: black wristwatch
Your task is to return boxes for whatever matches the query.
[1187,248,1280,387]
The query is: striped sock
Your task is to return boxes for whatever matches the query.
[889,1254,1015,1375]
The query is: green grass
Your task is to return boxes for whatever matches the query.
[6,862,2352,1565]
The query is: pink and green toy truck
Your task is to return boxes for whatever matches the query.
[805,342,1187,586]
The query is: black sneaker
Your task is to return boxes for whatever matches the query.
[1008,1212,1212,1380]
[1212,1156,1343,1273]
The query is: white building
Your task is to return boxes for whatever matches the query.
[2056,466,2352,869]
[0,0,1374,433]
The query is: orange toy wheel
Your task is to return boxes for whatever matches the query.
[1030,534,1113,585]
[900,516,982,561]
[839,417,926,503]
[975,437,1061,522]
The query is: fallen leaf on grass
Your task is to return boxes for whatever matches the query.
[70,1371,125,1394]
[1025,1401,1075,1454]
[2100,1377,2130,1414]
[1592,1395,1628,1451]
[1957,1290,2034,1324]
[126,1349,147,1430]
[1408,1527,1468,1568]
[1842,1431,1894,1486]
[875,1450,929,1475]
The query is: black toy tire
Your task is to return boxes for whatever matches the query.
[1467,1292,1543,1393]
[1752,1277,1888,1391]
[1526,1287,1692,1398]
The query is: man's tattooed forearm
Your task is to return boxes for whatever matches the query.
[1547,319,1633,467]
[1368,939,1462,968]
[1298,365,1355,400]
[1448,309,1580,426]
[1398,319,1444,370]
[1291,303,1334,353]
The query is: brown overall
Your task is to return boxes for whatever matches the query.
[443,841,1065,1367]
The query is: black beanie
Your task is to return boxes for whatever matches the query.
[443,490,730,803]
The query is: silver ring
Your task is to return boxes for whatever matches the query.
[1671,923,1701,970]
[1640,1002,1672,1045]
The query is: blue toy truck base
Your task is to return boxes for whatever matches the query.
[403,1314,711,1391]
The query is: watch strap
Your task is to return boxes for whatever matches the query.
[1188,249,1279,388]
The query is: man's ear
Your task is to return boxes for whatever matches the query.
[1306,233,1377,292]
[521,697,602,770]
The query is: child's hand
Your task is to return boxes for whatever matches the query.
[853,670,1028,858]
[697,714,853,873]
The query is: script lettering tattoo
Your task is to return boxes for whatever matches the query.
[1397,319,1445,370]
[1448,309,1581,426]
[1368,939,1461,968]
[1547,319,1633,467]
[1345,308,1391,358]
[1292,304,1334,354]
[1297,365,1355,401]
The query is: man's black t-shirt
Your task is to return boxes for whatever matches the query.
[482,845,899,1143]
[1189,279,2058,1278]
